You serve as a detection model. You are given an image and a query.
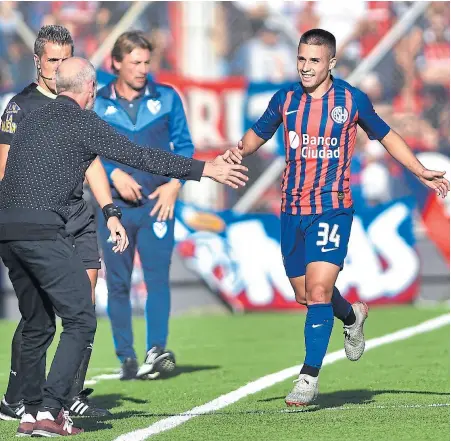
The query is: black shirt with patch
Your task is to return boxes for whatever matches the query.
[0,83,54,145]
[0,95,204,240]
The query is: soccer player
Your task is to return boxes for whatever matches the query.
[0,25,121,419]
[223,28,449,406]
[93,31,190,380]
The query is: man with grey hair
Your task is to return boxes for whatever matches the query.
[0,25,118,422]
[0,56,247,437]
[56,59,97,100]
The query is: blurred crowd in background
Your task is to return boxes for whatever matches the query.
[0,1,448,313]
[0,1,448,212]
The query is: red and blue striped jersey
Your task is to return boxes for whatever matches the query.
[252,77,390,215]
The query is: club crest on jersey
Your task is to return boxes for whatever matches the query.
[330,106,349,124]
[6,102,20,114]
[153,221,167,239]
[147,99,161,115]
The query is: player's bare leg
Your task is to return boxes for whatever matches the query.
[290,275,307,306]
[285,262,338,407]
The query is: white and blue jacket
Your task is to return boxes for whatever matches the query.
[94,79,195,207]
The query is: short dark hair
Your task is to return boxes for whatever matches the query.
[34,25,74,58]
[299,29,336,57]
[111,31,153,74]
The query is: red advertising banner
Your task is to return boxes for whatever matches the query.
[157,73,246,159]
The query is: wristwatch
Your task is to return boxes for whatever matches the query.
[102,203,122,222]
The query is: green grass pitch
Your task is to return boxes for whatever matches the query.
[0,305,448,440]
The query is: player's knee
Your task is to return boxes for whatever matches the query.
[306,283,332,304]
[294,289,307,305]
[107,280,132,298]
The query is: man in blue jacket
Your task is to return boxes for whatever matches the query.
[95,31,192,380]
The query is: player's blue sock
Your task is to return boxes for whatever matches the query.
[332,286,353,324]
[303,303,334,372]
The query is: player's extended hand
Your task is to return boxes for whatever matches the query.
[222,147,243,165]
[107,217,129,253]
[203,155,248,189]
[148,180,181,221]
[111,168,143,202]
[222,140,245,164]
[418,169,450,198]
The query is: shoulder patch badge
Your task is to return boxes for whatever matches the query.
[6,102,20,114]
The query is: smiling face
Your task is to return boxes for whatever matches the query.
[297,43,336,91]
[113,47,151,92]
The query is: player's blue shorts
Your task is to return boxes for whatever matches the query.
[280,208,354,278]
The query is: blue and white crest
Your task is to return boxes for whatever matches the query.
[330,106,349,124]
[147,99,161,115]
[153,221,168,239]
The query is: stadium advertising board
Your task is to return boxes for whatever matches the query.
[174,198,419,311]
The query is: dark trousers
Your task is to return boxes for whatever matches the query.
[0,233,96,410]
[98,205,174,362]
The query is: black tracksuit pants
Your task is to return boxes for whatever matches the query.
[0,232,96,411]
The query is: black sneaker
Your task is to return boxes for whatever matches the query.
[136,346,176,380]
[0,395,25,420]
[66,388,112,417]
[120,358,138,381]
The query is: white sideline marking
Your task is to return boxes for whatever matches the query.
[114,314,450,441]
[85,373,120,385]
[84,367,120,385]
[284,403,450,413]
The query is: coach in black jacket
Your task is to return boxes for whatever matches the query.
[0,57,247,436]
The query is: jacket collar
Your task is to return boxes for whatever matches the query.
[98,77,160,101]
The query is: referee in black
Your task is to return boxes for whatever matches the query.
[0,56,248,437]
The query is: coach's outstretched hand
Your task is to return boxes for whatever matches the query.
[418,169,450,198]
[203,155,248,189]
[107,217,129,253]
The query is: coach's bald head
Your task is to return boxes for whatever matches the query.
[56,57,97,110]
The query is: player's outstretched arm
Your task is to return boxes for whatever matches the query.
[223,129,266,164]
[381,129,449,198]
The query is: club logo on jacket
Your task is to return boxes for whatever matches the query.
[104,106,117,116]
[153,221,167,239]
[330,106,349,124]
[147,99,161,115]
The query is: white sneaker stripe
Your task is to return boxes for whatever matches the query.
[79,405,89,415]
[70,401,80,411]
[73,402,85,414]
